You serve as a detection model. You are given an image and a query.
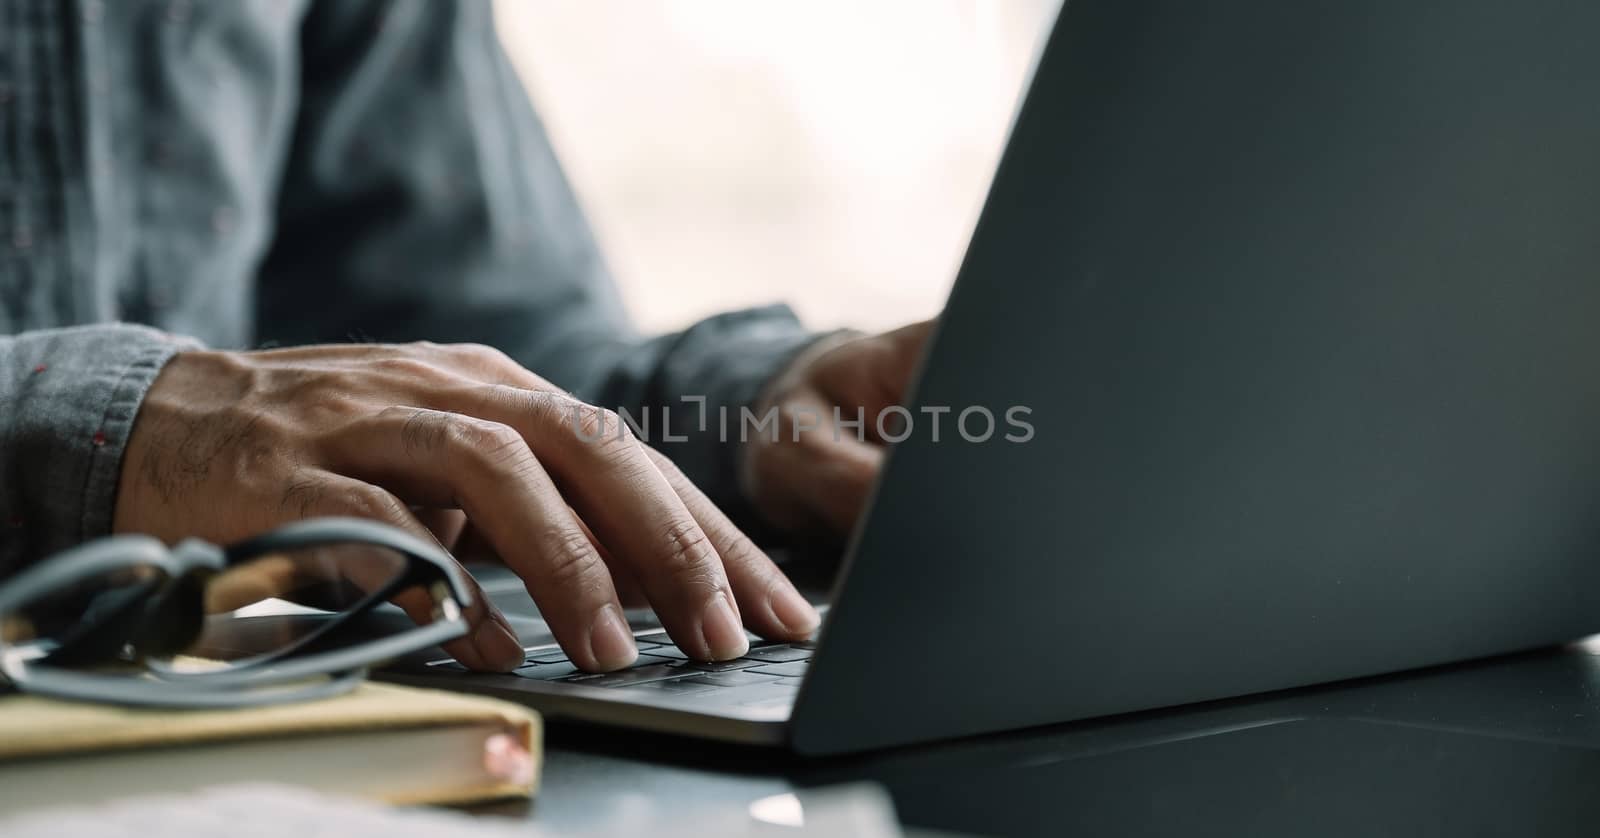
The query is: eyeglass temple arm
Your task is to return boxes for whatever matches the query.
[41,576,172,666]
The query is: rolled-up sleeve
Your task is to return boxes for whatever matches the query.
[256,0,819,525]
[0,325,195,574]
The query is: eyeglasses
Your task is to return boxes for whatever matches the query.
[0,517,473,708]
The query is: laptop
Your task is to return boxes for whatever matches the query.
[380,0,1600,755]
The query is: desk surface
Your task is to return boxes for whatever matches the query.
[497,640,1600,837]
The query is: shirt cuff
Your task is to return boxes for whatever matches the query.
[1,324,198,574]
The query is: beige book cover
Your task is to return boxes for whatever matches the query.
[0,681,540,809]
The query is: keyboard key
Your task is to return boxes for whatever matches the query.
[746,660,809,678]
[685,659,764,673]
[607,652,670,669]
[558,663,690,688]
[623,678,721,695]
[525,649,571,664]
[680,671,779,688]
[512,653,668,682]
[741,645,811,663]
[424,660,468,671]
[641,645,688,660]
[512,661,580,680]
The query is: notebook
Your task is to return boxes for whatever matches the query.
[0,682,540,810]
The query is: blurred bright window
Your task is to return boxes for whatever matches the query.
[494,1,1057,333]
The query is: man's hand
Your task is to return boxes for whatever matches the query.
[744,320,935,537]
[114,343,820,673]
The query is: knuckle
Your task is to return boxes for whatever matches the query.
[394,408,450,454]
[540,394,631,446]
[374,356,443,383]
[222,415,293,477]
[447,419,530,471]
[339,485,409,524]
[273,366,327,404]
[657,518,715,580]
[524,389,574,420]
[538,527,603,589]
[468,418,527,455]
[475,383,527,409]
[451,342,513,368]
[279,473,332,519]
[582,410,640,462]
[375,403,417,422]
[312,392,368,423]
[587,407,630,444]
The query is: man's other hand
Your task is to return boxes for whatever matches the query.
[744,320,935,537]
[114,343,820,673]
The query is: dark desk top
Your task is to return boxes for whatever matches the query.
[497,638,1600,837]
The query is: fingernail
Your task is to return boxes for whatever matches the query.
[700,594,749,661]
[473,618,525,672]
[588,604,638,670]
[771,587,820,637]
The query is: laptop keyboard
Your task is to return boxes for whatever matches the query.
[426,630,812,708]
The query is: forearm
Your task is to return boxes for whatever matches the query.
[0,325,195,575]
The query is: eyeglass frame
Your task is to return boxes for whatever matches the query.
[0,517,475,708]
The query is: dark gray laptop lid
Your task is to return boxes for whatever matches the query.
[793,0,1600,754]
